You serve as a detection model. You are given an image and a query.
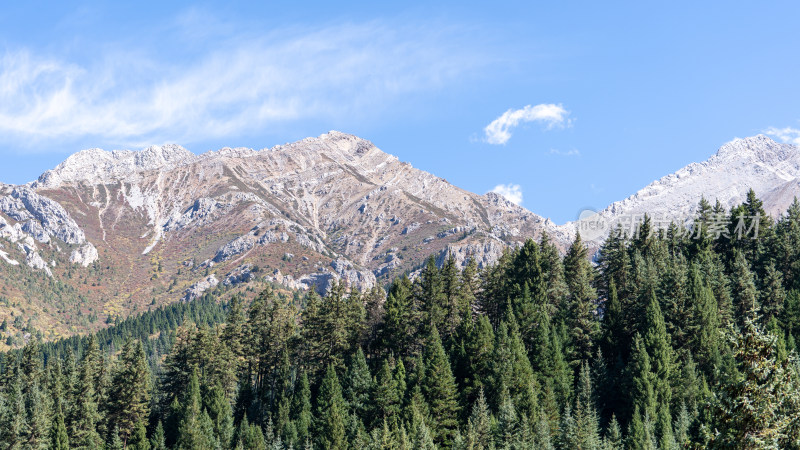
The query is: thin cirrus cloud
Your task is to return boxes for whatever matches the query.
[549,148,580,157]
[764,126,800,145]
[0,22,495,150]
[484,103,570,145]
[489,183,523,205]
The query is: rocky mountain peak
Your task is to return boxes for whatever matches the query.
[274,131,380,162]
[713,134,795,165]
[35,144,196,187]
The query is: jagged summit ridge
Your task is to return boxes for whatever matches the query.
[36,144,196,187]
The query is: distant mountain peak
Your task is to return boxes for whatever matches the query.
[562,134,800,242]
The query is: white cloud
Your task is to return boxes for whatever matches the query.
[489,183,523,205]
[484,103,570,145]
[764,126,800,145]
[0,22,493,149]
[549,148,580,156]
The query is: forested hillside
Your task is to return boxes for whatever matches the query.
[2,190,800,449]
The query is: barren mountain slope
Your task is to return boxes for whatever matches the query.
[0,131,564,343]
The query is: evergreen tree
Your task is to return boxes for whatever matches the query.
[49,365,70,450]
[109,339,151,444]
[150,421,167,450]
[314,364,347,450]
[629,334,656,422]
[605,414,623,450]
[129,418,150,450]
[626,407,657,450]
[563,232,600,366]
[70,355,104,449]
[206,383,235,448]
[374,357,401,427]
[642,290,674,414]
[574,361,601,449]
[731,250,759,325]
[292,371,312,446]
[176,370,217,449]
[456,314,494,410]
[344,348,373,421]
[464,388,492,450]
[690,264,721,379]
[709,316,800,448]
[760,262,786,324]
[419,256,447,335]
[1,368,29,449]
[423,328,461,446]
[49,402,70,450]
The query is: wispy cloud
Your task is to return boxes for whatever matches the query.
[489,183,523,205]
[0,22,494,150]
[484,103,570,145]
[549,148,580,157]
[764,126,800,145]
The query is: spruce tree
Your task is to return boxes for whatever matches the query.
[109,339,151,444]
[574,361,601,449]
[292,371,312,445]
[629,334,656,422]
[344,348,373,421]
[315,364,347,450]
[374,357,401,427]
[563,232,600,366]
[691,264,721,379]
[70,356,103,449]
[642,289,674,414]
[129,418,150,450]
[422,328,461,447]
[49,363,70,450]
[150,421,167,450]
[731,250,758,325]
[49,401,70,450]
[710,315,800,448]
[464,388,492,450]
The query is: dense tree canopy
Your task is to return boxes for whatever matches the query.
[2,191,800,449]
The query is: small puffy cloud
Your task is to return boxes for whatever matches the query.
[484,103,570,145]
[489,183,523,205]
[765,126,800,145]
[549,148,580,156]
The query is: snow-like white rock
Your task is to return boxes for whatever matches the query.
[36,144,196,188]
[0,249,18,266]
[182,275,218,302]
[70,243,99,267]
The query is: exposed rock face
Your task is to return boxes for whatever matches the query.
[70,244,99,267]
[182,275,219,302]
[223,264,255,286]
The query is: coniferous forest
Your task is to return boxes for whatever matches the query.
[3,191,800,449]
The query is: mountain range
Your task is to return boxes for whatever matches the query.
[0,131,797,344]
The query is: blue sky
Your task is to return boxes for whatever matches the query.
[1,1,799,224]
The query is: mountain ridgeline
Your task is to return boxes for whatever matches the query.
[2,189,800,448]
[2,132,800,345]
